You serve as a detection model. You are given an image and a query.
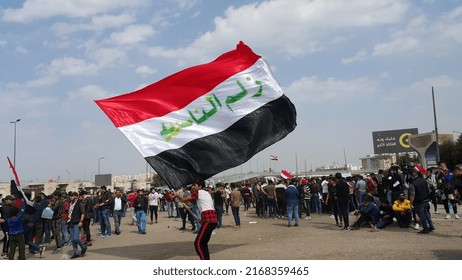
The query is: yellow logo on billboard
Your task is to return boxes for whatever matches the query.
[399,133,412,148]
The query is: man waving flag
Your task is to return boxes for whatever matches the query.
[95,42,297,188]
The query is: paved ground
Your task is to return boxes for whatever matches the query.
[5,204,462,260]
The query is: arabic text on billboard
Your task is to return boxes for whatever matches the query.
[372,128,418,154]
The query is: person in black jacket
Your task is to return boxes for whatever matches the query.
[335,173,351,231]
[409,170,435,234]
[95,186,112,238]
[80,191,94,246]
[133,189,148,234]
[49,191,64,253]
[68,192,87,259]
[1,195,16,258]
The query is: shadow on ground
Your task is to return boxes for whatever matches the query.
[89,241,247,260]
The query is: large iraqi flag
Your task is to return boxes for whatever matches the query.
[95,42,297,188]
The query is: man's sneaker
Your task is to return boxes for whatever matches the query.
[70,253,80,259]
[104,235,112,238]
[417,229,430,234]
[39,246,46,258]
[455,214,460,219]
[428,226,435,232]
[86,242,93,247]
[413,224,420,230]
[370,226,379,232]
[81,245,87,257]
[435,211,440,214]
[1,253,8,259]
[98,234,106,238]
[53,247,63,254]
[342,226,351,231]
[445,214,451,219]
[305,216,311,220]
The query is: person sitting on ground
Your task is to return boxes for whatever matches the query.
[392,191,412,228]
[351,196,379,229]
[375,200,394,229]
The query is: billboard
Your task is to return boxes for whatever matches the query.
[372,128,418,154]
[95,174,112,187]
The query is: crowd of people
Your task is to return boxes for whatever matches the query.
[0,161,460,260]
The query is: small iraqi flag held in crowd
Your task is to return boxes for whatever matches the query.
[281,170,293,179]
[414,163,426,174]
[270,155,278,161]
[95,41,297,189]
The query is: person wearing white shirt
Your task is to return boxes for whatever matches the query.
[148,189,160,224]
[111,191,127,235]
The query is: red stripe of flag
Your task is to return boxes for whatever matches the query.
[95,42,260,128]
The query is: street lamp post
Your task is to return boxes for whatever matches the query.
[98,156,105,174]
[10,119,21,167]
[66,170,71,182]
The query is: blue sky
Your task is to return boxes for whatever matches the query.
[0,0,461,183]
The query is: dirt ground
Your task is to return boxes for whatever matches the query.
[5,204,462,261]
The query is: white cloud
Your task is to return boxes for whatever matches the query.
[146,46,179,59]
[47,57,99,76]
[68,84,110,100]
[15,46,29,54]
[136,65,157,76]
[342,49,368,64]
[89,48,127,68]
[0,91,56,117]
[409,75,460,93]
[372,37,420,56]
[146,0,409,66]
[109,24,155,45]
[2,0,147,22]
[51,13,137,35]
[285,76,377,104]
[25,76,59,88]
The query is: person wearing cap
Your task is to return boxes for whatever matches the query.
[174,179,218,260]
[409,169,435,234]
[68,192,87,259]
[1,195,17,258]
[392,191,412,228]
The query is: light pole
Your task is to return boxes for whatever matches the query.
[10,119,21,167]
[66,170,71,182]
[98,156,105,174]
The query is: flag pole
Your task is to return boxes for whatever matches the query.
[295,153,298,177]
[432,87,440,164]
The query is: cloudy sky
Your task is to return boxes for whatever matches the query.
[1,0,461,183]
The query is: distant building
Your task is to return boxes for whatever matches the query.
[360,154,397,173]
